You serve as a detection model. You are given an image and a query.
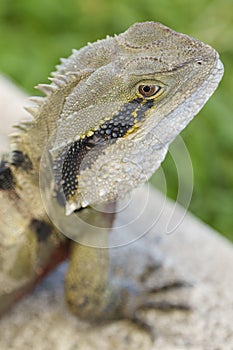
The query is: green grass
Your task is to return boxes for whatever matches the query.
[0,0,232,241]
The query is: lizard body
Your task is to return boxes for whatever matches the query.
[0,22,223,329]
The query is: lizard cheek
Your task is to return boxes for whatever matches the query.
[53,98,155,211]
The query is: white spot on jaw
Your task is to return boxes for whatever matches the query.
[65,202,78,216]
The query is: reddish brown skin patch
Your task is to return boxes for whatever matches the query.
[0,240,70,317]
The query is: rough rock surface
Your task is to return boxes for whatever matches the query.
[0,75,232,350]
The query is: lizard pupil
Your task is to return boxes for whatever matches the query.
[138,84,159,97]
[142,86,151,92]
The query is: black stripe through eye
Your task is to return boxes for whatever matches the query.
[54,98,154,200]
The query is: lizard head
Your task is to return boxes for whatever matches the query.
[38,22,223,214]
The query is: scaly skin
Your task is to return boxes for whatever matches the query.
[0,22,223,329]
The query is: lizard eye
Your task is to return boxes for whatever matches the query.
[138,84,161,98]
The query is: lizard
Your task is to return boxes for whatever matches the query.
[0,22,223,333]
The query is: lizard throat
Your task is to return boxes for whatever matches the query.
[56,97,154,202]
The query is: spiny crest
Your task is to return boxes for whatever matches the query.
[10,54,80,154]
[36,83,57,95]
[13,121,32,132]
[23,56,78,119]
[10,121,33,145]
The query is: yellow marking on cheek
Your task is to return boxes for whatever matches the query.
[60,98,150,201]
[75,101,143,142]
[86,130,94,137]
[123,105,145,137]
[124,123,141,137]
[132,109,139,118]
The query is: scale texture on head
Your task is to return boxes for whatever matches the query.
[12,22,223,213]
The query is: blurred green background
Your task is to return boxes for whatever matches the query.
[0,0,232,241]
